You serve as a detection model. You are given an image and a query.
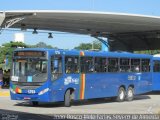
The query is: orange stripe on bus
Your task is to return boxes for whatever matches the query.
[80,51,85,56]
[80,75,83,99]
[80,74,85,99]
[82,74,85,99]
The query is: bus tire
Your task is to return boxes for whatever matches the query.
[64,89,71,107]
[116,87,125,102]
[126,87,134,101]
[32,101,39,106]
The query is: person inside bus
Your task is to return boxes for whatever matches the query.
[41,63,47,73]
[75,67,79,73]
[135,66,140,72]
[89,65,94,72]
[66,66,71,74]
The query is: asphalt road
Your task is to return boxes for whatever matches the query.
[0,93,160,120]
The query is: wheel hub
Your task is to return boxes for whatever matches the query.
[128,89,133,97]
[119,90,124,100]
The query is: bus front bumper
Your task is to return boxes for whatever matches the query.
[10,88,51,102]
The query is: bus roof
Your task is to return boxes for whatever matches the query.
[14,48,152,59]
[153,56,160,60]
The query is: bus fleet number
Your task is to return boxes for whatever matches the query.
[27,90,36,94]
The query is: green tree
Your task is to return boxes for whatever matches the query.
[29,42,57,49]
[0,41,28,69]
[74,40,101,50]
[134,50,160,55]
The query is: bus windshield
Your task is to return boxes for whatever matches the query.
[12,58,48,83]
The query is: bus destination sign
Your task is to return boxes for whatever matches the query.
[14,51,46,57]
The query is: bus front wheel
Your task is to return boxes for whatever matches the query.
[125,87,134,101]
[116,87,125,102]
[64,89,71,107]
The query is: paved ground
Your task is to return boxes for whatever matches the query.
[0,90,160,119]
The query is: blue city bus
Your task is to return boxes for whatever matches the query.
[10,48,153,107]
[152,57,160,91]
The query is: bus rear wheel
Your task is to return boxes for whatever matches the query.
[64,89,71,107]
[116,87,125,102]
[126,87,134,101]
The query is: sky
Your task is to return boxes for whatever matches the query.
[0,0,160,49]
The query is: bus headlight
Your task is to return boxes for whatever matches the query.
[38,88,49,95]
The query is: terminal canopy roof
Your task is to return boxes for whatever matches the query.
[1,10,160,51]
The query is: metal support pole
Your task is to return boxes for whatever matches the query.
[94,36,109,51]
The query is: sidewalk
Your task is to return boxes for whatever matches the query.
[0,89,10,97]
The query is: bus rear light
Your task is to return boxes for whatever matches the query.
[38,88,49,95]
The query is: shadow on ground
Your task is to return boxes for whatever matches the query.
[14,95,151,108]
[145,91,160,95]
[0,109,71,120]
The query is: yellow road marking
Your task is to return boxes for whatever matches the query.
[0,91,10,97]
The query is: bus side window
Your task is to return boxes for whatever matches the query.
[131,59,140,72]
[154,60,160,72]
[80,57,94,73]
[65,56,79,74]
[95,57,108,72]
[141,59,150,72]
[119,58,130,72]
[108,58,119,72]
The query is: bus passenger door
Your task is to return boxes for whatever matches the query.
[153,60,160,91]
